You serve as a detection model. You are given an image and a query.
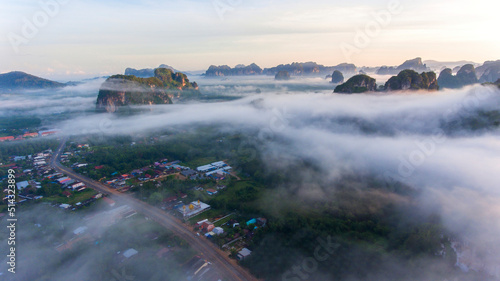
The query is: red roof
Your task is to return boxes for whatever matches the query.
[94,165,104,170]
[23,133,38,137]
[0,136,14,141]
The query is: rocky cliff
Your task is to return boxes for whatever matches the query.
[275,71,291,80]
[438,64,478,89]
[384,70,438,91]
[331,70,344,84]
[476,60,500,83]
[96,68,200,113]
[334,75,376,94]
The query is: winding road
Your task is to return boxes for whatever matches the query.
[50,138,257,281]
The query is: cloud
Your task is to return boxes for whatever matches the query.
[3,76,500,279]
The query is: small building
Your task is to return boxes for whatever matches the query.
[206,189,218,196]
[123,248,138,259]
[16,181,29,190]
[200,222,215,232]
[180,169,197,177]
[57,177,72,184]
[237,248,252,260]
[246,218,257,226]
[213,227,224,235]
[69,182,85,190]
[196,219,209,226]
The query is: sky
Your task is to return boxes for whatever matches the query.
[1,0,499,80]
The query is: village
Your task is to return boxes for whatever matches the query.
[0,139,267,274]
[0,129,60,142]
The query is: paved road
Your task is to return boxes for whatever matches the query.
[50,138,257,281]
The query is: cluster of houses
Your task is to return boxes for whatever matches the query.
[2,150,55,203]
[0,129,60,142]
[95,159,232,193]
[97,159,190,191]
[2,149,88,206]
[47,172,87,192]
[196,161,232,180]
[193,216,267,261]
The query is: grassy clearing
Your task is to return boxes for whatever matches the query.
[183,157,217,169]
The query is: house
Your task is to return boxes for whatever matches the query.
[213,227,224,235]
[16,181,30,190]
[237,248,252,260]
[180,169,197,177]
[200,222,215,232]
[57,177,72,184]
[257,217,267,226]
[196,219,209,226]
[123,248,138,259]
[206,189,218,196]
[246,218,257,226]
[69,182,85,190]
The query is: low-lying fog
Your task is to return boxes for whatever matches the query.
[3,75,500,279]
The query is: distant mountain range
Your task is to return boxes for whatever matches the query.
[204,62,358,77]
[376,58,430,75]
[423,60,479,72]
[124,64,181,78]
[0,71,65,91]
[205,63,263,76]
[2,58,499,92]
